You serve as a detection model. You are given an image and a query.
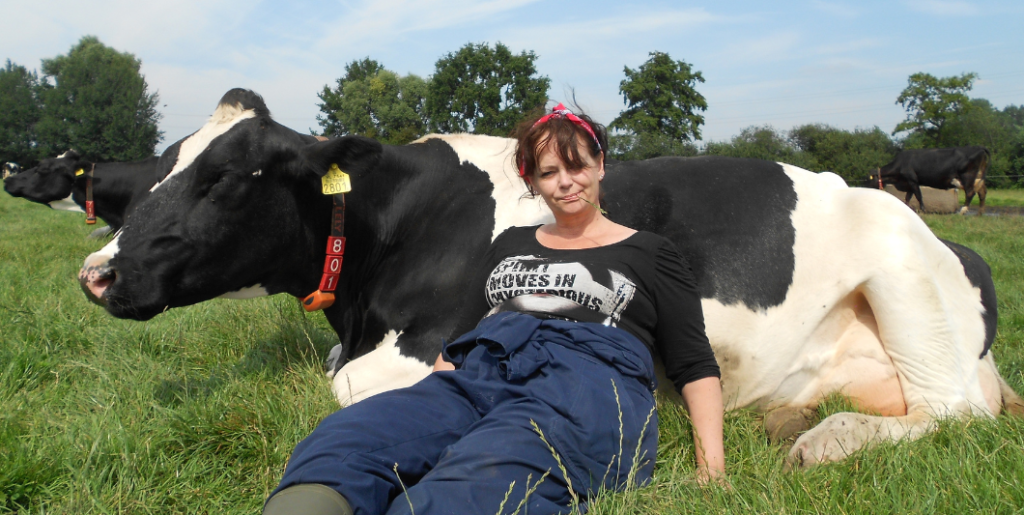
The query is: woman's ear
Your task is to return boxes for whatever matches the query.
[523,176,537,195]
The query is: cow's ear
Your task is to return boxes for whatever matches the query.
[72,159,95,179]
[297,135,383,178]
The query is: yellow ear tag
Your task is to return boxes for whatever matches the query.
[321,164,352,195]
[75,169,85,176]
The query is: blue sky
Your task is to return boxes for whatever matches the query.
[3,0,1022,153]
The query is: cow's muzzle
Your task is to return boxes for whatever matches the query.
[79,256,116,306]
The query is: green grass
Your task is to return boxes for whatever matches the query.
[958,188,1024,208]
[2,193,1023,514]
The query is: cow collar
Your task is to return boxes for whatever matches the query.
[301,193,346,311]
[75,164,97,224]
[301,136,351,311]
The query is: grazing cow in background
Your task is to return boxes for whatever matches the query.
[865,147,989,214]
[2,162,21,179]
[3,151,161,233]
[79,89,1022,468]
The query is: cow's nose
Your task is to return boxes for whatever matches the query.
[79,256,116,306]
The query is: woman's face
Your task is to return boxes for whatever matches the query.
[530,134,604,220]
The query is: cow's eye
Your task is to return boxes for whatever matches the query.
[208,173,248,202]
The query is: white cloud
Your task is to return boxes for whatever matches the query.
[904,0,980,16]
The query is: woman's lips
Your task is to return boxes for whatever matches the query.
[560,193,580,202]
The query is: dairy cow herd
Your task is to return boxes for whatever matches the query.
[5,88,1022,468]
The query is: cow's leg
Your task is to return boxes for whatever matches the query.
[331,330,433,405]
[787,228,991,467]
[976,179,987,215]
[961,180,976,215]
[912,185,925,213]
[764,406,816,443]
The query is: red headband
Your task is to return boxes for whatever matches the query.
[518,103,602,177]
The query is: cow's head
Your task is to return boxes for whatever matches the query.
[2,162,21,179]
[78,88,382,320]
[3,151,94,210]
[861,168,885,189]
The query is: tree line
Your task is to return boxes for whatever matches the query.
[1,36,162,168]
[2,37,1022,187]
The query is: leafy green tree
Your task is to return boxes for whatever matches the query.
[1000,104,1023,129]
[317,59,428,145]
[0,60,42,166]
[893,72,977,147]
[426,42,549,136]
[34,36,162,161]
[607,132,698,160]
[703,125,818,171]
[316,58,386,137]
[790,124,898,183]
[610,51,707,143]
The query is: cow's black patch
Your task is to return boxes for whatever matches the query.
[603,156,797,311]
[4,153,160,231]
[218,88,271,117]
[940,239,998,358]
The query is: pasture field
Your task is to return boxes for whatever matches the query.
[959,187,1024,208]
[2,192,1023,514]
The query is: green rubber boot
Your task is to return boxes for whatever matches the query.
[263,484,354,515]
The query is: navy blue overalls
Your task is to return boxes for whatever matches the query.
[271,311,659,515]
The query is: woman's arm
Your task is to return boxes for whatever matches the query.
[681,376,725,484]
[433,352,455,372]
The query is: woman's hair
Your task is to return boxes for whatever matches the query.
[513,105,608,190]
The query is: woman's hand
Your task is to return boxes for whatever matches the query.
[681,376,725,484]
[433,352,455,372]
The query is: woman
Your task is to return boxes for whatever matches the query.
[264,104,724,515]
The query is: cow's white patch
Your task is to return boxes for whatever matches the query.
[85,230,122,269]
[150,102,257,192]
[330,330,432,406]
[415,134,552,240]
[56,150,72,159]
[815,170,848,189]
[217,284,269,299]
[48,194,84,213]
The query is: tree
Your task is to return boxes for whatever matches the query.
[790,124,898,183]
[316,58,386,136]
[703,125,818,171]
[426,42,549,136]
[1001,104,1024,129]
[34,36,162,162]
[317,59,428,145]
[607,132,698,160]
[610,51,707,143]
[893,72,977,147]
[0,60,42,166]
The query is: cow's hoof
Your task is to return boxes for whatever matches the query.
[764,406,815,443]
[784,412,872,470]
[325,344,345,378]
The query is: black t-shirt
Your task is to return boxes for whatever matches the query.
[456,225,720,392]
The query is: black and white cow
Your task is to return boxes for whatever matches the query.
[2,162,21,179]
[3,150,161,233]
[865,147,989,214]
[79,89,1022,467]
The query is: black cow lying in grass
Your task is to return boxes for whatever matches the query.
[4,151,161,235]
[865,147,989,214]
[79,89,1022,468]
